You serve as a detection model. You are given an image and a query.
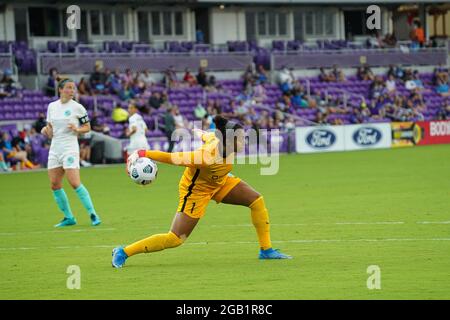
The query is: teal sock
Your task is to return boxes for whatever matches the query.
[0,161,8,170]
[75,184,97,216]
[53,189,74,219]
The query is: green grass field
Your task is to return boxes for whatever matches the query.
[0,145,449,299]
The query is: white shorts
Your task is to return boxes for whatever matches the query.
[48,152,80,170]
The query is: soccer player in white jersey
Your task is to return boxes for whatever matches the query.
[125,104,149,154]
[41,79,101,227]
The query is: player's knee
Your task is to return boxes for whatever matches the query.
[165,232,184,248]
[50,181,62,190]
[247,192,262,207]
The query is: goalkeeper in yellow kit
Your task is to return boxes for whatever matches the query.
[112,116,291,268]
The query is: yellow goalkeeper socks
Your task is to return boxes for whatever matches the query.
[249,196,272,250]
[124,231,183,257]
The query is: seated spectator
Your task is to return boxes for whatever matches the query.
[194,101,207,120]
[257,64,269,84]
[436,79,450,97]
[291,89,308,108]
[163,66,178,88]
[0,132,37,169]
[411,70,425,90]
[183,68,197,87]
[121,68,134,86]
[331,65,345,82]
[357,65,374,81]
[0,69,19,98]
[319,67,333,82]
[90,65,107,94]
[45,67,58,96]
[148,91,164,110]
[383,33,397,47]
[118,81,135,101]
[385,74,396,93]
[206,75,219,92]
[106,69,122,94]
[138,69,156,88]
[77,77,91,96]
[242,64,257,88]
[252,80,267,103]
[112,104,129,123]
[79,132,92,167]
[34,113,47,133]
[369,76,386,99]
[172,106,187,129]
[277,66,295,93]
[91,111,110,134]
[196,67,208,87]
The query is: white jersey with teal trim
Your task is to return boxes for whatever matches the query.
[127,113,149,152]
[46,99,89,154]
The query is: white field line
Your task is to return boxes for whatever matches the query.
[2,220,449,237]
[0,228,116,236]
[1,237,450,251]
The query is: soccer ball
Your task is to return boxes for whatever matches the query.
[129,158,158,185]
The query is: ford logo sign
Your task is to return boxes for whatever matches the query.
[353,127,382,146]
[306,129,336,149]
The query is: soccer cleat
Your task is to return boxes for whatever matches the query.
[90,214,101,226]
[259,248,292,260]
[54,217,77,227]
[112,246,128,268]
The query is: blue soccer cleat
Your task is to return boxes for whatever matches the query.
[54,217,77,227]
[90,214,101,226]
[259,248,292,260]
[112,246,128,268]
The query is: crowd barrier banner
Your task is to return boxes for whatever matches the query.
[344,123,392,151]
[416,120,450,145]
[295,125,345,153]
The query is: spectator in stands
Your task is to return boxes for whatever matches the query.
[243,64,257,88]
[183,68,197,87]
[411,70,425,90]
[437,101,450,120]
[196,29,205,43]
[148,91,164,110]
[163,107,176,152]
[0,69,18,98]
[77,77,91,96]
[331,65,345,82]
[257,64,269,84]
[0,132,37,169]
[79,132,92,167]
[173,106,187,129]
[45,67,58,96]
[91,111,110,135]
[277,66,295,93]
[196,67,208,87]
[207,75,219,92]
[138,69,156,88]
[435,78,450,97]
[121,68,134,86]
[369,76,386,99]
[291,89,308,108]
[164,65,179,88]
[106,69,122,94]
[319,67,333,82]
[385,74,397,94]
[118,81,135,101]
[194,101,207,120]
[383,33,397,47]
[90,65,107,94]
[252,80,267,103]
[410,20,425,48]
[34,112,47,133]
[357,65,374,81]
